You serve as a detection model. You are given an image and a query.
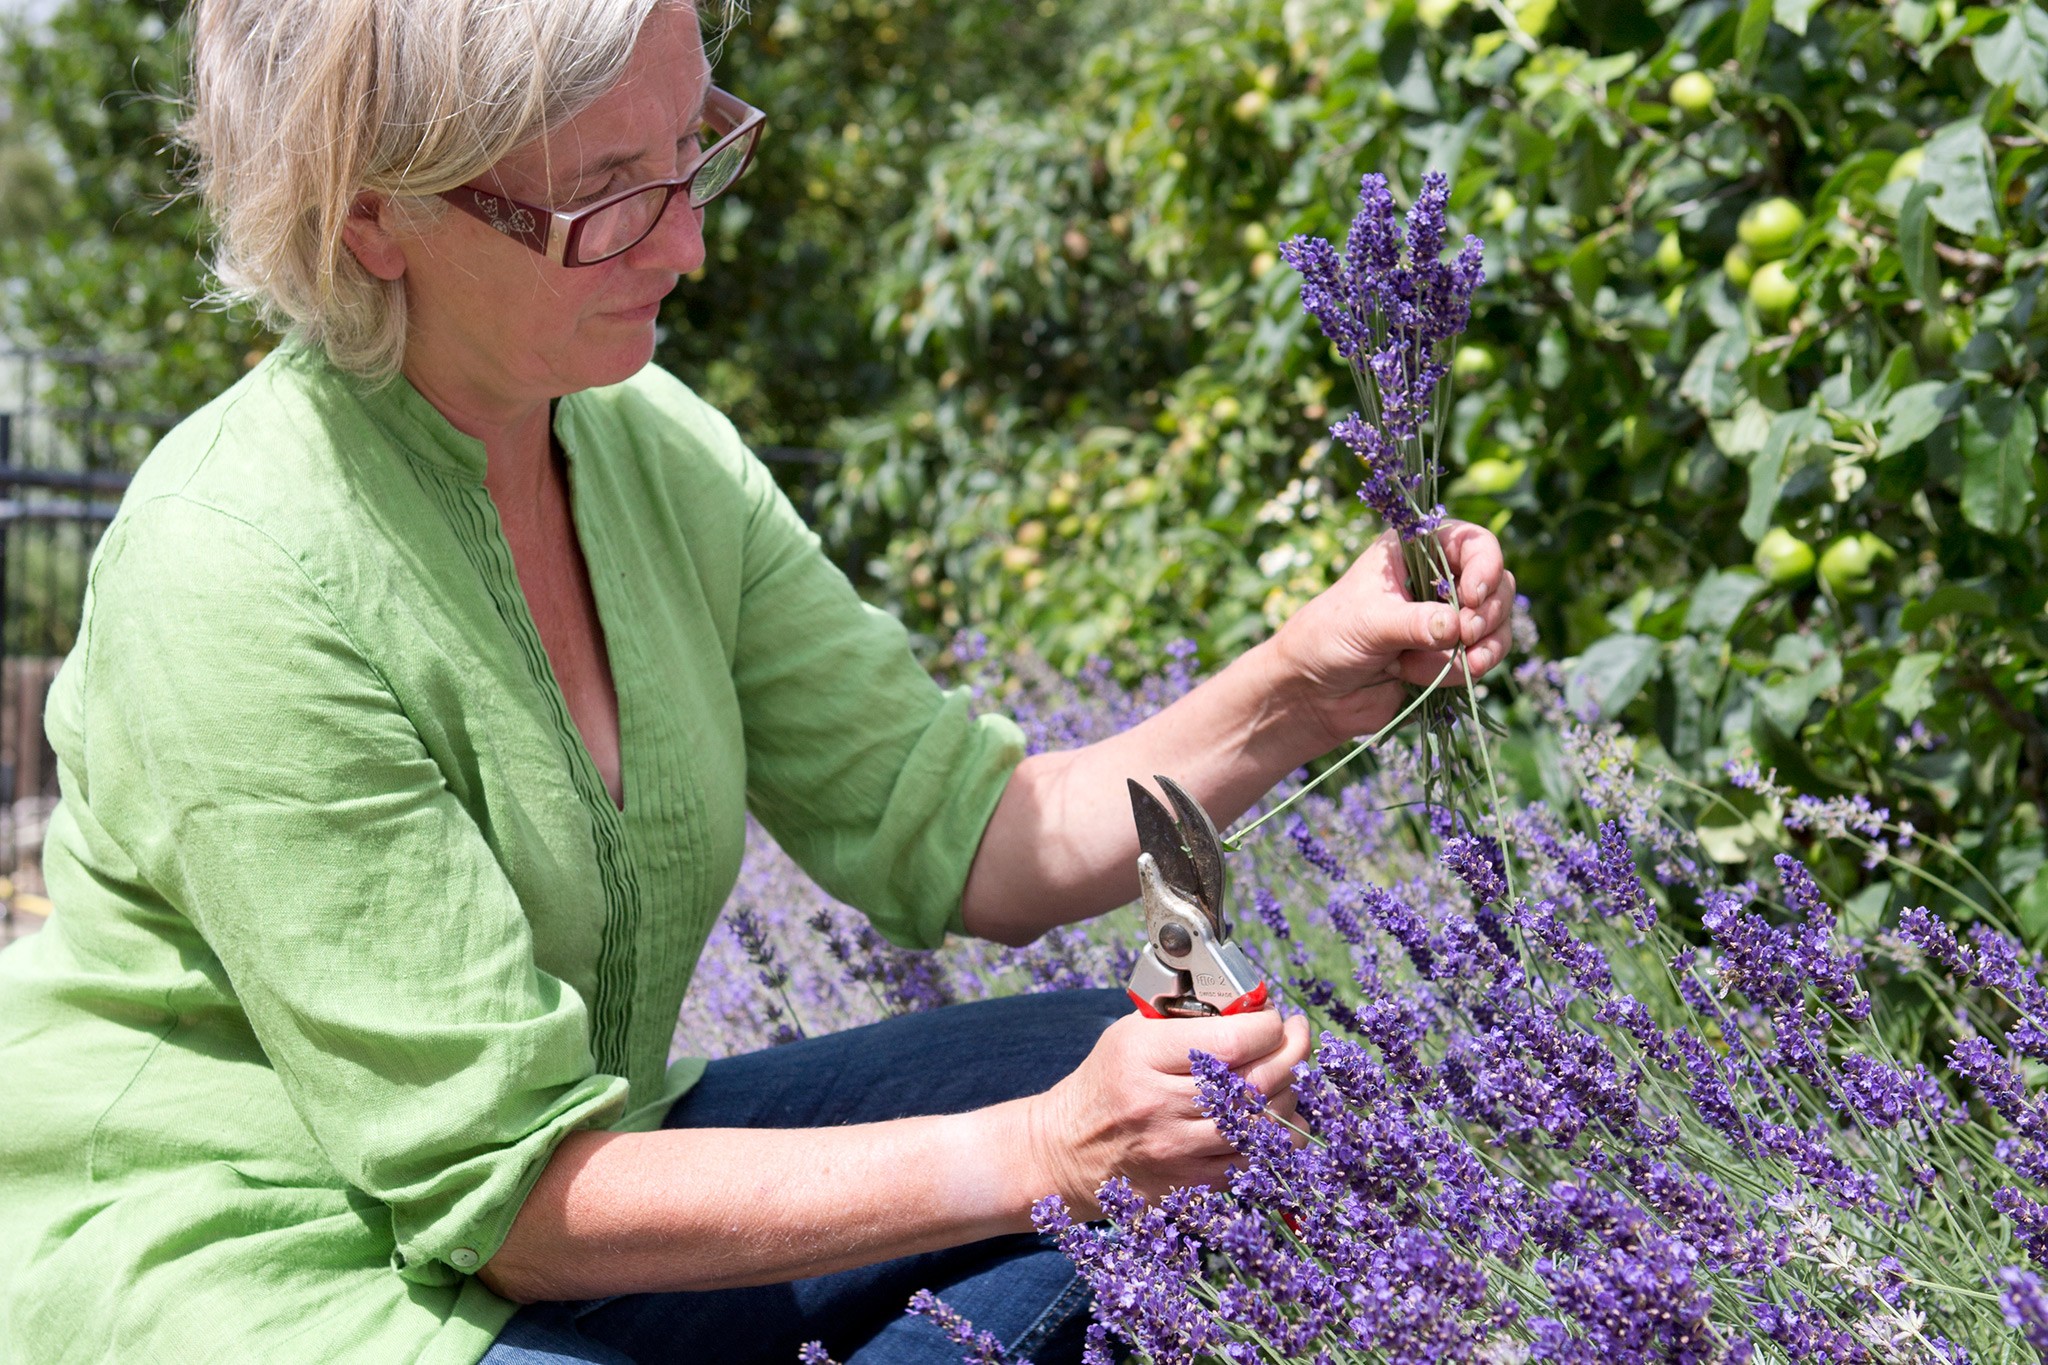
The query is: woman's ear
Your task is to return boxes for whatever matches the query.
[339,192,407,281]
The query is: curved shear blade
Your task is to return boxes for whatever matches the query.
[1128,778,1204,909]
[1156,775,1226,927]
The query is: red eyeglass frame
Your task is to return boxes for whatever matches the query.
[438,86,766,267]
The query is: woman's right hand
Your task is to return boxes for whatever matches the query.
[1023,1009,1313,1213]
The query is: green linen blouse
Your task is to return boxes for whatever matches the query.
[0,340,1024,1363]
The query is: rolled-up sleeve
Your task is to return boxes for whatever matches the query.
[77,495,627,1283]
[716,426,1025,950]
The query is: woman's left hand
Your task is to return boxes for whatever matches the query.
[1265,521,1516,752]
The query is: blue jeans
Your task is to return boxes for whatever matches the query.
[481,988,1127,1364]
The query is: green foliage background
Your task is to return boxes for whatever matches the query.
[6,0,2048,941]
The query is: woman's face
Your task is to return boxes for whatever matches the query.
[386,4,710,416]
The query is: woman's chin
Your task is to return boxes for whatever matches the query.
[575,325,660,390]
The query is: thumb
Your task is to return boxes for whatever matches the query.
[1350,600,1458,657]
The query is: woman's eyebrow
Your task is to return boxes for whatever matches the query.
[565,91,710,185]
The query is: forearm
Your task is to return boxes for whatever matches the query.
[957,637,1327,946]
[480,1097,1045,1301]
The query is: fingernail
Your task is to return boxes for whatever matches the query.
[1432,608,1455,640]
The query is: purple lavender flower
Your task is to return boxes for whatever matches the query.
[1593,821,1657,931]
[1999,1186,2048,1270]
[1517,897,1613,995]
[1285,171,1484,545]
[1897,905,1974,978]
[1952,1035,2032,1125]
[905,1289,1027,1365]
[1773,855,1868,1022]
[1034,1182,1224,1365]
[1998,1265,2048,1355]
[1835,1052,1956,1130]
[1442,834,1509,905]
[1751,1292,1868,1363]
[1289,816,1351,883]
[1251,885,1292,939]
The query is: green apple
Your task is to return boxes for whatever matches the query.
[1486,187,1519,224]
[1654,231,1686,275]
[1723,242,1756,288]
[1753,527,1816,585]
[1886,147,1925,185]
[1669,71,1716,115]
[1240,222,1273,253]
[1452,344,1500,387]
[1232,89,1271,122]
[1620,414,1658,467]
[1917,309,1957,362]
[1817,532,1893,596]
[1210,395,1243,423]
[1453,457,1525,496]
[1418,0,1462,29]
[1737,197,1808,261]
[1748,260,1799,324]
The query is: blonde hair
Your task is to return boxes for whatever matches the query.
[182,0,680,381]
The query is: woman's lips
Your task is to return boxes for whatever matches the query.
[604,300,664,323]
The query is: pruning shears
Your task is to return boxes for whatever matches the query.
[1124,775,1270,1019]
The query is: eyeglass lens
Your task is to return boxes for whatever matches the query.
[571,126,754,265]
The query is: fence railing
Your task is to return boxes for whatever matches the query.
[0,347,160,945]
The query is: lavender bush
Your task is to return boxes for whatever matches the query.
[738,641,2048,1362]
[740,178,2048,1362]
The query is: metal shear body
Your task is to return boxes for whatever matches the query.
[1125,775,1270,1018]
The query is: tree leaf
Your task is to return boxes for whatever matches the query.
[1843,880,1892,935]
[1960,389,2039,536]
[1684,569,1766,635]
[1920,120,2000,237]
[1709,398,1774,461]
[1565,633,1662,718]
[1899,583,1997,630]
[1973,4,2048,111]
[1696,788,1781,864]
[1680,330,1749,419]
[1758,651,1842,734]
[1877,380,1960,457]
[1773,0,1823,36]
[1736,0,1775,69]
[1897,182,1938,306]
[2018,863,2048,947]
[1882,651,1943,721]
[1739,409,1826,542]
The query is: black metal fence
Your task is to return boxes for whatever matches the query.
[0,348,160,945]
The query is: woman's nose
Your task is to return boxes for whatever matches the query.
[626,192,706,274]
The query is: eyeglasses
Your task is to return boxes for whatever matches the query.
[439,86,765,267]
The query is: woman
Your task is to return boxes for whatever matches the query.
[0,2,1515,1362]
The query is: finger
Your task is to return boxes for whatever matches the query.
[1395,646,1471,689]
[1152,1010,1287,1072]
[1464,620,1514,678]
[1462,584,1512,647]
[1348,599,1461,659]
[1435,522,1505,605]
[1239,1016,1313,1097]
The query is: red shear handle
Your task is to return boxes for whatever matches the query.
[1126,980,1270,1018]
[1219,980,1269,1015]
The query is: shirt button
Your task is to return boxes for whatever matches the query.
[450,1248,480,1271]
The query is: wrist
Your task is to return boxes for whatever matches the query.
[962,1096,1074,1233]
[1236,635,1341,766]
